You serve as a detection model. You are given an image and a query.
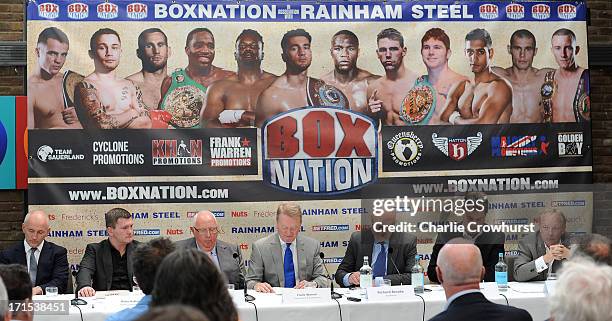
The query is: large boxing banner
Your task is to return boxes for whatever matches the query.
[27,1,592,275]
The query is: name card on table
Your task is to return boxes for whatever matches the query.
[282,288,332,304]
[229,289,246,305]
[366,285,415,301]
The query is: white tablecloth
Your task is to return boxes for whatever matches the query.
[33,282,550,321]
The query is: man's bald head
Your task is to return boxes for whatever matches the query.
[437,241,484,286]
[192,210,217,226]
[22,210,50,248]
[190,210,219,252]
[24,210,49,226]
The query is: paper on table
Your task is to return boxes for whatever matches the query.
[509,282,546,293]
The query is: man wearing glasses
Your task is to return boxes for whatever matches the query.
[176,210,245,289]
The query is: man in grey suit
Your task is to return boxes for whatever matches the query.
[175,210,245,289]
[246,202,329,292]
[514,208,570,281]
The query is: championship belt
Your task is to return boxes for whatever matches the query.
[573,69,590,122]
[306,78,348,108]
[161,71,205,128]
[62,70,84,109]
[541,70,555,123]
[400,76,435,124]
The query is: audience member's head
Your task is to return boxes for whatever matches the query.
[132,237,176,295]
[151,249,238,321]
[570,233,612,265]
[436,240,485,296]
[0,264,33,321]
[0,277,9,321]
[134,305,210,321]
[550,258,612,321]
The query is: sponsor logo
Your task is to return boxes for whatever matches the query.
[48,230,83,238]
[479,4,499,19]
[496,218,530,225]
[67,3,88,19]
[231,226,275,234]
[388,132,423,167]
[132,212,181,219]
[311,224,350,232]
[231,211,248,217]
[558,4,577,20]
[166,229,184,235]
[210,136,252,167]
[552,200,586,207]
[491,135,549,157]
[323,257,343,264]
[38,3,60,19]
[126,3,148,20]
[302,208,338,216]
[187,210,225,218]
[263,107,377,194]
[152,139,203,165]
[240,243,249,250]
[557,132,584,157]
[60,213,99,221]
[531,4,551,20]
[97,2,119,19]
[37,145,85,162]
[505,3,524,19]
[416,238,434,244]
[432,132,482,161]
[253,210,275,218]
[135,229,161,236]
[48,214,56,221]
[417,254,431,261]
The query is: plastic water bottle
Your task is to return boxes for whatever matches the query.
[495,252,508,292]
[359,256,373,289]
[411,255,424,294]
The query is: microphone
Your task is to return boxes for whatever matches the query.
[233,252,255,302]
[387,248,403,286]
[319,252,342,299]
[70,269,87,306]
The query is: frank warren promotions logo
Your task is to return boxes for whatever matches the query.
[152,139,203,165]
[387,132,423,167]
[432,132,482,161]
[262,107,377,195]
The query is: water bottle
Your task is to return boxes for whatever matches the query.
[495,252,508,292]
[411,255,424,294]
[359,256,373,289]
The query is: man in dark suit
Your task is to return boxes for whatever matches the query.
[176,210,245,289]
[428,242,532,321]
[335,211,417,287]
[76,208,139,297]
[0,210,68,295]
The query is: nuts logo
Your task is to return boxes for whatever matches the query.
[531,4,551,20]
[97,2,119,19]
[479,4,499,20]
[38,3,59,19]
[505,4,524,20]
[558,4,577,20]
[127,3,148,20]
[67,3,89,20]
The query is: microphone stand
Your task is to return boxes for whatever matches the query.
[70,270,87,306]
[320,252,342,299]
[233,252,255,302]
[387,248,403,286]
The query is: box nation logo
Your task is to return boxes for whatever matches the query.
[557,4,577,20]
[67,3,88,20]
[127,3,148,20]
[479,4,499,20]
[38,3,60,19]
[97,2,119,19]
[531,4,550,20]
[505,3,524,20]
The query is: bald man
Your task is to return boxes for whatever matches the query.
[0,211,69,295]
[430,242,532,321]
[175,211,245,289]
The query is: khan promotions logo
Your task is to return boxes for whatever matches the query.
[127,3,148,20]
[263,107,377,195]
[557,132,584,157]
[479,4,499,19]
[36,145,84,162]
[491,135,549,157]
[152,139,203,165]
[531,4,551,20]
[209,136,252,167]
[432,132,482,161]
[38,3,60,19]
[67,3,88,19]
[387,132,423,167]
[557,4,577,20]
[97,2,119,19]
[505,3,524,19]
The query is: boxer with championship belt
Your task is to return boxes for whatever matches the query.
[306,77,348,108]
[159,69,207,128]
[400,76,435,125]
[541,70,555,123]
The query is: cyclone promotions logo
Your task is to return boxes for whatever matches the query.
[127,3,148,20]
[432,132,482,161]
[152,139,203,165]
[263,107,377,195]
[558,4,577,20]
[491,135,549,157]
[67,3,89,20]
[479,4,499,20]
[557,132,584,157]
[38,3,60,19]
[387,132,423,167]
[531,4,551,20]
[97,2,119,19]
[505,3,525,20]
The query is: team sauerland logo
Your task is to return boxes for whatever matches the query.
[67,3,88,20]
[432,132,482,161]
[262,107,377,195]
[38,3,60,19]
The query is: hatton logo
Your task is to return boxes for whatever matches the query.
[127,3,148,20]
[531,4,551,20]
[432,132,482,161]
[152,139,203,165]
[263,107,377,195]
[67,3,88,19]
[491,136,549,157]
[505,4,524,19]
[557,4,577,20]
[479,4,499,20]
[97,2,119,19]
[38,3,60,19]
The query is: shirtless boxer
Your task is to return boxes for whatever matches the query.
[492,29,553,123]
[255,28,348,127]
[320,30,379,114]
[27,27,81,129]
[201,29,276,128]
[440,28,512,125]
[159,28,235,128]
[542,28,590,123]
[367,28,419,126]
[76,28,151,129]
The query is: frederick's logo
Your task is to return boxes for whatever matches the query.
[67,3,88,20]
[127,3,148,20]
[531,4,550,20]
[557,4,577,20]
[479,4,499,20]
[432,132,482,161]
[491,135,549,157]
[262,107,377,195]
[97,2,118,19]
[152,139,202,165]
[505,4,524,19]
[38,3,59,19]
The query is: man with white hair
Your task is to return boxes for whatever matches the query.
[175,210,245,289]
[429,241,532,321]
[570,233,612,266]
[0,210,69,295]
[549,259,612,321]
[0,277,11,321]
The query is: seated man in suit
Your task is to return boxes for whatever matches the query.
[77,208,140,297]
[176,210,245,289]
[0,210,68,295]
[429,241,532,321]
[0,264,34,321]
[335,210,417,287]
[514,208,570,282]
[428,193,505,283]
[246,202,329,292]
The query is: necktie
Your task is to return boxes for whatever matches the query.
[372,242,387,278]
[29,247,38,283]
[284,243,296,288]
